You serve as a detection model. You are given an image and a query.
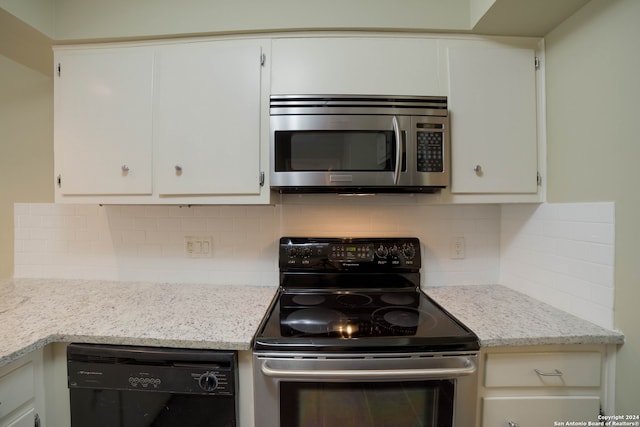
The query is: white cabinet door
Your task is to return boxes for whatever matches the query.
[271,37,443,96]
[483,396,600,427]
[155,40,263,196]
[0,363,34,421]
[55,47,154,195]
[447,44,538,194]
[5,408,35,427]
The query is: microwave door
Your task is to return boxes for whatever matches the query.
[271,115,409,189]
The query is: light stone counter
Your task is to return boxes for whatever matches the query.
[0,278,277,368]
[424,284,624,347]
[1,280,624,369]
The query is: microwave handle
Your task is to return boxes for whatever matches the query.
[392,116,402,185]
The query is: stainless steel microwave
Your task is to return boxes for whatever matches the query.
[270,95,450,193]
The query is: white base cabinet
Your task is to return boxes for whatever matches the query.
[478,346,612,427]
[0,350,44,427]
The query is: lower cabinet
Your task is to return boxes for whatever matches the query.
[0,350,44,427]
[479,346,611,427]
[483,396,600,426]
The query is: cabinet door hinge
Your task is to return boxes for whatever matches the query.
[56,174,62,188]
[534,56,541,70]
[259,171,265,187]
[537,172,542,186]
[56,63,61,77]
[260,53,266,67]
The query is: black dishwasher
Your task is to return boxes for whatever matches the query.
[67,343,237,427]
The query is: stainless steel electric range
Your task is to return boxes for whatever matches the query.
[253,237,480,427]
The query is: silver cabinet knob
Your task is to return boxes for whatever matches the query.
[508,421,518,427]
[175,165,183,176]
[121,165,129,172]
[473,165,482,172]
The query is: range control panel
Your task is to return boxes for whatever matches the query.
[280,237,421,270]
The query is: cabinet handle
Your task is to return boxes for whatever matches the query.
[175,165,183,176]
[508,421,518,427]
[534,368,563,376]
[121,165,130,173]
[473,164,482,173]
[35,413,41,427]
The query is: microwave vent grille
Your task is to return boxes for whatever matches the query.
[270,95,448,116]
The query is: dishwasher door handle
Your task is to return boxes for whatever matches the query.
[260,357,476,380]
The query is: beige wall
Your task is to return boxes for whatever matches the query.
[545,0,640,413]
[0,11,53,280]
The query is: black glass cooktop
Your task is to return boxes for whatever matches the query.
[254,288,478,352]
[253,237,479,353]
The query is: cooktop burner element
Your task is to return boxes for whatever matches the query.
[254,237,479,353]
[291,294,326,306]
[380,292,417,306]
[336,293,372,307]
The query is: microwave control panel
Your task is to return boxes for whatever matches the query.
[417,131,444,172]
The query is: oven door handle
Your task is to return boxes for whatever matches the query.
[260,357,476,380]
[392,115,402,185]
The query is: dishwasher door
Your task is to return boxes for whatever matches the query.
[67,343,237,427]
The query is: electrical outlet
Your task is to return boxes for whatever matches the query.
[450,237,465,259]
[185,236,213,258]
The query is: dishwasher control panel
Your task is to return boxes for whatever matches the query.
[67,344,236,396]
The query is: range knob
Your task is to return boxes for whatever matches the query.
[402,243,416,259]
[198,372,218,392]
[375,244,388,258]
[390,244,399,258]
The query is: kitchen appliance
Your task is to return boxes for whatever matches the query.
[270,95,450,193]
[67,344,237,427]
[253,237,479,427]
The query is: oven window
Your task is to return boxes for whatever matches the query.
[274,131,406,172]
[280,380,453,427]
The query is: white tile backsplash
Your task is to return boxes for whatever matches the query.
[500,202,615,329]
[14,198,502,288]
[13,199,615,328]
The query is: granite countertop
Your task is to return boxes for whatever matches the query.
[0,278,277,368]
[425,284,625,347]
[0,279,624,369]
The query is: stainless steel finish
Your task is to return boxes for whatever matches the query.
[508,421,518,427]
[270,97,450,191]
[534,368,563,377]
[392,115,402,185]
[329,174,353,183]
[253,351,478,427]
[121,165,129,173]
[269,95,448,117]
[175,165,182,176]
[474,164,482,172]
[260,355,476,380]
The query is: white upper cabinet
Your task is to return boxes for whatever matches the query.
[154,40,263,196]
[444,40,539,195]
[271,37,444,96]
[54,47,154,195]
[54,38,272,204]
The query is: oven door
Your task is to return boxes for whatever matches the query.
[253,352,478,427]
